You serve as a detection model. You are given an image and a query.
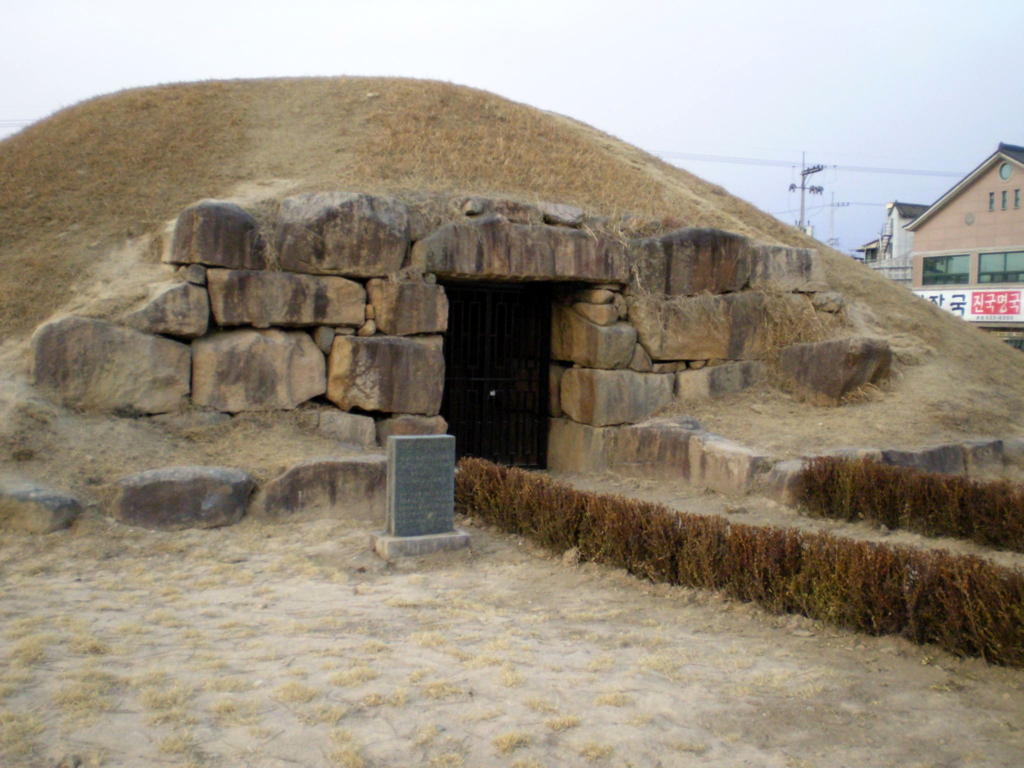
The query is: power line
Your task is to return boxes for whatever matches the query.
[655,150,964,178]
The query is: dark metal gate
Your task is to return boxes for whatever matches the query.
[442,283,550,468]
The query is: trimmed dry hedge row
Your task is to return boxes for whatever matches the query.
[798,457,1024,553]
[455,457,1024,666]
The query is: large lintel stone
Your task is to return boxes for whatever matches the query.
[32,316,190,414]
[327,336,444,415]
[207,269,365,328]
[192,329,326,412]
[412,214,628,283]
[276,192,410,277]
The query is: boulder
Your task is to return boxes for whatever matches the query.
[0,479,82,533]
[560,369,674,427]
[114,466,254,530]
[631,228,752,295]
[366,280,448,336]
[551,305,636,369]
[778,337,892,406]
[327,336,444,415]
[676,361,763,400]
[413,214,628,283]
[32,316,190,414]
[748,245,827,292]
[276,192,410,277]
[539,201,585,227]
[318,410,378,449]
[249,457,386,522]
[689,432,771,495]
[375,414,448,444]
[811,291,846,313]
[124,282,210,338]
[191,330,326,412]
[207,269,365,328]
[547,418,613,473]
[169,200,265,270]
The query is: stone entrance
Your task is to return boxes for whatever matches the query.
[441,282,551,468]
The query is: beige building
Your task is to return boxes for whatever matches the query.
[856,201,929,286]
[908,142,1024,342]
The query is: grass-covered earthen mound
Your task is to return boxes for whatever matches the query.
[2,76,1024,455]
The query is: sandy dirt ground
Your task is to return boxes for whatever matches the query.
[2,499,1023,768]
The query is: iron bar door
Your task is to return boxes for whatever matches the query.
[441,283,550,468]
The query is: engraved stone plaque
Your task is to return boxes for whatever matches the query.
[386,435,456,537]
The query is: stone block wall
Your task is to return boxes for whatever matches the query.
[29,191,882,468]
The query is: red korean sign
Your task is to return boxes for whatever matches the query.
[914,289,1024,322]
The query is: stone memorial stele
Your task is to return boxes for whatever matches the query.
[370,434,470,557]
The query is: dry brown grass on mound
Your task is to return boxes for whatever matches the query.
[0,76,807,337]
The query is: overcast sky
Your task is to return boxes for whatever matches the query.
[2,0,1020,252]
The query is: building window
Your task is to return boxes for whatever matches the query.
[1016,189,1021,209]
[989,192,995,211]
[1002,190,1008,210]
[1000,162,1014,181]
[922,254,970,285]
[979,251,1024,284]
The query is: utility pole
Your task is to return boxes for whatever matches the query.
[826,193,850,248]
[789,152,824,233]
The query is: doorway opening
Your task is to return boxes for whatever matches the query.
[441,282,550,468]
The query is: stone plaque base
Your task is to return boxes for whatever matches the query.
[370,529,470,559]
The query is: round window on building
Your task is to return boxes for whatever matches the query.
[999,162,1013,181]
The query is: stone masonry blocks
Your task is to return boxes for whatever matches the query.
[560,369,674,427]
[191,329,326,412]
[327,336,444,415]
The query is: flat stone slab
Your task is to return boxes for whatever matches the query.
[370,529,471,559]
[413,214,628,283]
[114,466,255,530]
[0,479,82,533]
